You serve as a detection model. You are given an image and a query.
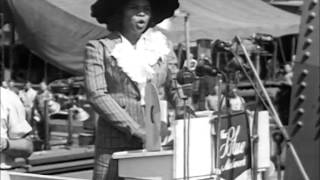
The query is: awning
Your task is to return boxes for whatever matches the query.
[159,0,300,43]
[4,0,107,75]
[4,0,300,75]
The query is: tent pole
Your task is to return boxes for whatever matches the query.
[185,14,190,67]
[0,13,4,82]
[27,52,32,81]
[272,41,278,81]
[291,35,296,61]
[44,61,48,83]
[9,22,15,80]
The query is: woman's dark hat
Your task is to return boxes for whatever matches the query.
[91,0,179,26]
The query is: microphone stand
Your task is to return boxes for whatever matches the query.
[174,79,192,180]
[183,96,190,180]
[272,130,285,180]
[213,74,223,180]
[233,36,310,180]
[184,13,190,180]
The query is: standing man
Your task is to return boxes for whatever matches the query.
[18,81,37,123]
[196,57,217,110]
[1,87,33,179]
[33,81,53,140]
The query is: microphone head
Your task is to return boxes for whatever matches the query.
[176,67,196,98]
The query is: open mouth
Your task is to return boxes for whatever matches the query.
[136,19,147,28]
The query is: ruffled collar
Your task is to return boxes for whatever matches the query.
[110,29,170,104]
[111,29,170,83]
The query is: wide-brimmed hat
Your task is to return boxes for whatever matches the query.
[91,0,179,26]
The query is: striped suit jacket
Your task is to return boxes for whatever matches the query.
[84,31,180,151]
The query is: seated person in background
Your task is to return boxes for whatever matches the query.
[221,85,246,112]
[275,62,294,126]
[282,63,293,86]
[0,86,33,179]
[205,83,246,112]
[205,84,220,111]
[276,62,294,86]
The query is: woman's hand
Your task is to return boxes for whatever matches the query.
[135,128,146,144]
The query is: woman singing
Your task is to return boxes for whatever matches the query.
[84,0,180,179]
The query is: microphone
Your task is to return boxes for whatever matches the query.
[175,67,197,119]
[176,67,196,98]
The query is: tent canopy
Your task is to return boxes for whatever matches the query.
[162,0,300,42]
[4,0,300,75]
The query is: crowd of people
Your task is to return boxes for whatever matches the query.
[1,80,55,143]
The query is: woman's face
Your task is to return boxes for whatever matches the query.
[122,0,151,35]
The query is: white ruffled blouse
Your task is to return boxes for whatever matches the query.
[110,29,170,104]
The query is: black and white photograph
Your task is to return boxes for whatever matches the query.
[0,0,319,179]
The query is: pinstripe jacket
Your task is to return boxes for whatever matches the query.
[84,31,180,151]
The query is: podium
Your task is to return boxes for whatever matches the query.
[113,111,258,180]
[113,111,214,180]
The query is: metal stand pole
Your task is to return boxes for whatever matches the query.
[213,76,223,180]
[44,100,50,150]
[184,13,190,70]
[182,98,190,180]
[182,12,191,180]
[252,103,260,180]
[234,36,310,180]
[67,108,73,147]
[273,131,285,180]
[277,151,282,180]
